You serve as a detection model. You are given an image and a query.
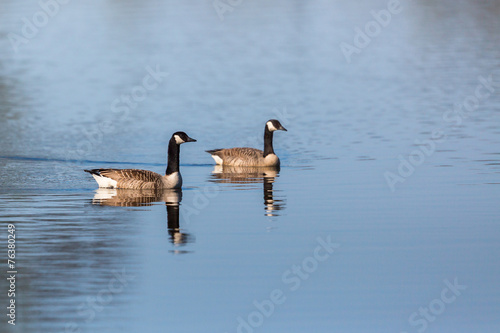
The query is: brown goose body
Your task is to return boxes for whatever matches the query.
[84,168,180,190]
[206,148,279,167]
[206,119,286,167]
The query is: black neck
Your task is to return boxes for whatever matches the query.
[165,138,180,175]
[263,127,274,157]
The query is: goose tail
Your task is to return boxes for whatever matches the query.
[205,149,224,165]
[84,169,103,176]
[205,149,222,155]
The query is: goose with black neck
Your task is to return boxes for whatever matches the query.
[206,119,287,167]
[85,131,196,189]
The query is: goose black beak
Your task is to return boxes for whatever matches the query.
[187,137,197,142]
[280,126,287,131]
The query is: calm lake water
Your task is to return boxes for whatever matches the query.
[1,0,500,332]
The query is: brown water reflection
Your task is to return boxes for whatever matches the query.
[91,189,193,247]
[209,165,286,217]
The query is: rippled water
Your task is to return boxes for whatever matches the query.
[1,0,500,332]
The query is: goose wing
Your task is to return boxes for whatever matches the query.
[206,148,264,166]
[85,169,163,189]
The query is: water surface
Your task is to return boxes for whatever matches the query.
[1,0,500,332]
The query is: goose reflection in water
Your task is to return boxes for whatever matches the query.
[90,189,193,249]
[209,165,286,217]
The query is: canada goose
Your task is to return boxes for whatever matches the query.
[85,132,196,189]
[206,119,287,167]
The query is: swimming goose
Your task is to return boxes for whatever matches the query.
[85,132,196,189]
[206,119,287,167]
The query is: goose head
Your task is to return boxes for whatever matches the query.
[266,119,287,132]
[172,132,197,145]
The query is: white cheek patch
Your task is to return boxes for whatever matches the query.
[174,135,185,144]
[266,121,278,132]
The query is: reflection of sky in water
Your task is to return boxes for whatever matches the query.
[0,0,499,332]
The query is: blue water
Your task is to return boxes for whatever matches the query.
[1,0,500,332]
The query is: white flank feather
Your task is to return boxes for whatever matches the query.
[210,155,224,165]
[92,174,118,188]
